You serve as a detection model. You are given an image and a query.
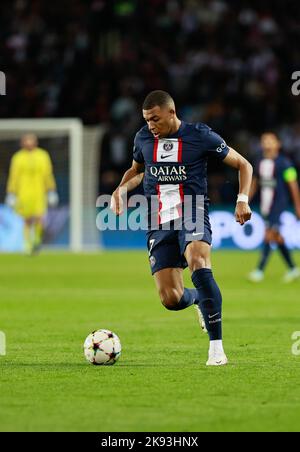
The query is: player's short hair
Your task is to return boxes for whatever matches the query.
[261,130,280,140]
[142,90,175,110]
[22,133,37,140]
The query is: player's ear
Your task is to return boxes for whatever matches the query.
[169,107,176,118]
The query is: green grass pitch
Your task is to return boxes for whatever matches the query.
[0,250,299,432]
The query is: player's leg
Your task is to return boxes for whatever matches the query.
[153,267,199,311]
[147,228,200,310]
[249,228,273,282]
[274,231,300,282]
[185,241,227,366]
[18,194,45,254]
[32,193,47,253]
[16,199,34,254]
[23,218,33,255]
[32,216,43,252]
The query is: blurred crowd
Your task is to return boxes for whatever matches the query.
[1,0,300,202]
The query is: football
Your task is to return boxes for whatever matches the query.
[83,329,121,365]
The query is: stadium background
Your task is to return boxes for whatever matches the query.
[0,0,300,250]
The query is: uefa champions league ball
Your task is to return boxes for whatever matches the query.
[84,329,121,365]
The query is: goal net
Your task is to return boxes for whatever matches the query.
[0,119,105,252]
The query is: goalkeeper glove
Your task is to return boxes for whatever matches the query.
[48,191,59,207]
[5,193,17,208]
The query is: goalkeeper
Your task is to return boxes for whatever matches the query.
[6,133,59,254]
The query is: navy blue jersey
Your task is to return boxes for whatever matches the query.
[133,121,229,225]
[255,154,294,218]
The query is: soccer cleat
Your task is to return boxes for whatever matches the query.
[283,267,300,283]
[206,353,228,366]
[194,305,207,333]
[248,269,264,283]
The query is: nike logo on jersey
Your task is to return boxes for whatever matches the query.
[161,154,173,159]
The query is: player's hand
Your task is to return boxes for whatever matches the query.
[48,191,59,207]
[235,202,252,226]
[295,205,300,220]
[110,187,126,216]
[5,193,16,208]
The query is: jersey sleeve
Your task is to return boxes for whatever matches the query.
[43,151,57,191]
[282,157,298,183]
[6,153,20,194]
[132,133,144,164]
[196,123,229,160]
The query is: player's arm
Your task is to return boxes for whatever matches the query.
[44,152,59,207]
[284,167,300,219]
[249,176,258,202]
[5,154,19,208]
[44,152,56,191]
[111,160,144,215]
[223,147,253,225]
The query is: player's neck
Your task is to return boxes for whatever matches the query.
[169,117,181,136]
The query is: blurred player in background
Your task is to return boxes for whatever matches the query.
[5,133,58,255]
[249,132,300,283]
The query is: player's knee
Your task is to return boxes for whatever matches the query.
[275,232,284,244]
[159,287,182,310]
[265,230,272,242]
[189,254,210,272]
[186,242,211,271]
[265,229,280,243]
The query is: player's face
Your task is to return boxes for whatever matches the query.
[261,133,281,159]
[21,134,38,151]
[143,105,176,139]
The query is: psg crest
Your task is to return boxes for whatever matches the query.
[163,142,174,151]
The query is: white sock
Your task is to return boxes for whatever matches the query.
[209,340,224,356]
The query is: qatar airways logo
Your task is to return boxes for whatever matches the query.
[149,165,187,182]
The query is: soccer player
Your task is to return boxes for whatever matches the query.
[111,91,253,366]
[248,132,300,283]
[5,133,58,254]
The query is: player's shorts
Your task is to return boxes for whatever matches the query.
[263,212,282,232]
[146,203,212,275]
[16,193,47,219]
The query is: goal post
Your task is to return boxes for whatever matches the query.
[0,118,83,251]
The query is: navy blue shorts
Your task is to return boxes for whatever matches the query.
[146,205,212,275]
[263,212,281,231]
